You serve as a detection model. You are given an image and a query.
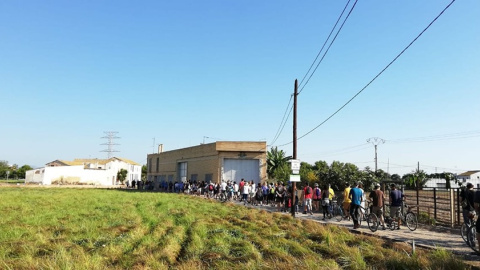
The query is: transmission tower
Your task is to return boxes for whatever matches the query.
[101,131,120,158]
[367,137,385,172]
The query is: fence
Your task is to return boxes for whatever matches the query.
[334,187,467,227]
[390,187,466,227]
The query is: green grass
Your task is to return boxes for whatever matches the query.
[0,187,470,270]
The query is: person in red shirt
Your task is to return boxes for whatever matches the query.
[239,179,245,201]
[303,182,313,215]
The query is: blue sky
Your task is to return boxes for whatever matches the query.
[1,0,479,175]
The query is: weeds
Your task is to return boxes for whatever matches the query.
[0,187,470,269]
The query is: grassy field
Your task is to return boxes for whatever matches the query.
[0,187,469,270]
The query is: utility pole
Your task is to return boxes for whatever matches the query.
[366,137,385,172]
[291,79,298,217]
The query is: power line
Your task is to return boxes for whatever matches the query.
[387,130,480,144]
[298,0,358,94]
[270,95,293,146]
[298,0,354,91]
[278,0,456,147]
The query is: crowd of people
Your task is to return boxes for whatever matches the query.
[145,177,413,231]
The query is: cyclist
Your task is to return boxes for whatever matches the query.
[389,183,404,230]
[349,181,363,229]
[460,183,475,226]
[369,183,386,230]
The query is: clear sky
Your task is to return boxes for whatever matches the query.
[1,0,479,176]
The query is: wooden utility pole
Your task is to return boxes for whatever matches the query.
[291,79,298,217]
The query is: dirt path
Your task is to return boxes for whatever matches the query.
[241,201,480,268]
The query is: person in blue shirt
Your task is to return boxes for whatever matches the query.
[389,183,404,229]
[349,181,364,229]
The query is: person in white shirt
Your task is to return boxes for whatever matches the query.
[242,182,251,205]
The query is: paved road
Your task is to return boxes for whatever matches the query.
[239,201,480,267]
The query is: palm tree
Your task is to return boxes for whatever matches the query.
[266,147,292,180]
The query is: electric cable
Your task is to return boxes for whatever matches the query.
[278,0,456,147]
[270,95,294,146]
[298,0,358,94]
[298,0,353,90]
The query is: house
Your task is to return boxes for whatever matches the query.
[146,141,267,189]
[25,157,141,186]
[456,170,480,188]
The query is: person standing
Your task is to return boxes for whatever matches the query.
[239,179,245,201]
[303,183,313,215]
[349,181,363,229]
[312,183,321,212]
[242,182,250,205]
[275,182,286,211]
[389,183,404,230]
[343,183,351,219]
[321,185,330,220]
[460,183,475,226]
[369,183,386,230]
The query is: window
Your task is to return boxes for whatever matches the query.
[148,159,152,173]
[191,174,198,182]
[178,162,187,182]
[156,158,159,173]
[205,174,213,183]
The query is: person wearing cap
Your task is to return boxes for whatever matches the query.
[389,183,404,229]
[460,183,475,226]
[369,183,386,230]
[349,181,363,229]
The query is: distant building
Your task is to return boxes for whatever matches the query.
[424,178,461,189]
[457,170,480,188]
[25,157,141,186]
[147,141,267,188]
[424,170,480,189]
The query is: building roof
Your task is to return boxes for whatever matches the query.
[46,157,140,166]
[458,170,480,177]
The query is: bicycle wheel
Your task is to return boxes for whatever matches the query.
[467,226,480,254]
[367,213,379,232]
[334,206,344,222]
[461,223,469,243]
[405,212,417,231]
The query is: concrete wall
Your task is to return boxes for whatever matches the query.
[25,160,141,186]
[147,141,267,184]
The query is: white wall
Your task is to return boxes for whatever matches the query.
[25,160,142,186]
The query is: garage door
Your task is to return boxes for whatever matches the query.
[223,159,260,184]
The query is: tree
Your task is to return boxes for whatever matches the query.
[403,170,428,189]
[266,147,292,181]
[300,162,317,185]
[117,169,128,184]
[16,165,33,179]
[141,164,147,181]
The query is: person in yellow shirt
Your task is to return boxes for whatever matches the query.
[343,182,351,220]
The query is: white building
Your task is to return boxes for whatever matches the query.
[424,178,461,189]
[424,171,480,189]
[456,170,480,188]
[25,157,141,186]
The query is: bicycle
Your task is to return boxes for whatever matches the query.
[386,202,418,231]
[467,225,480,254]
[360,202,380,232]
[461,212,476,243]
[330,198,344,222]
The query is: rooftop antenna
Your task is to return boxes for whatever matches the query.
[101,131,120,158]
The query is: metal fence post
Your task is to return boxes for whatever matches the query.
[433,188,437,221]
[450,188,455,228]
[457,188,461,225]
